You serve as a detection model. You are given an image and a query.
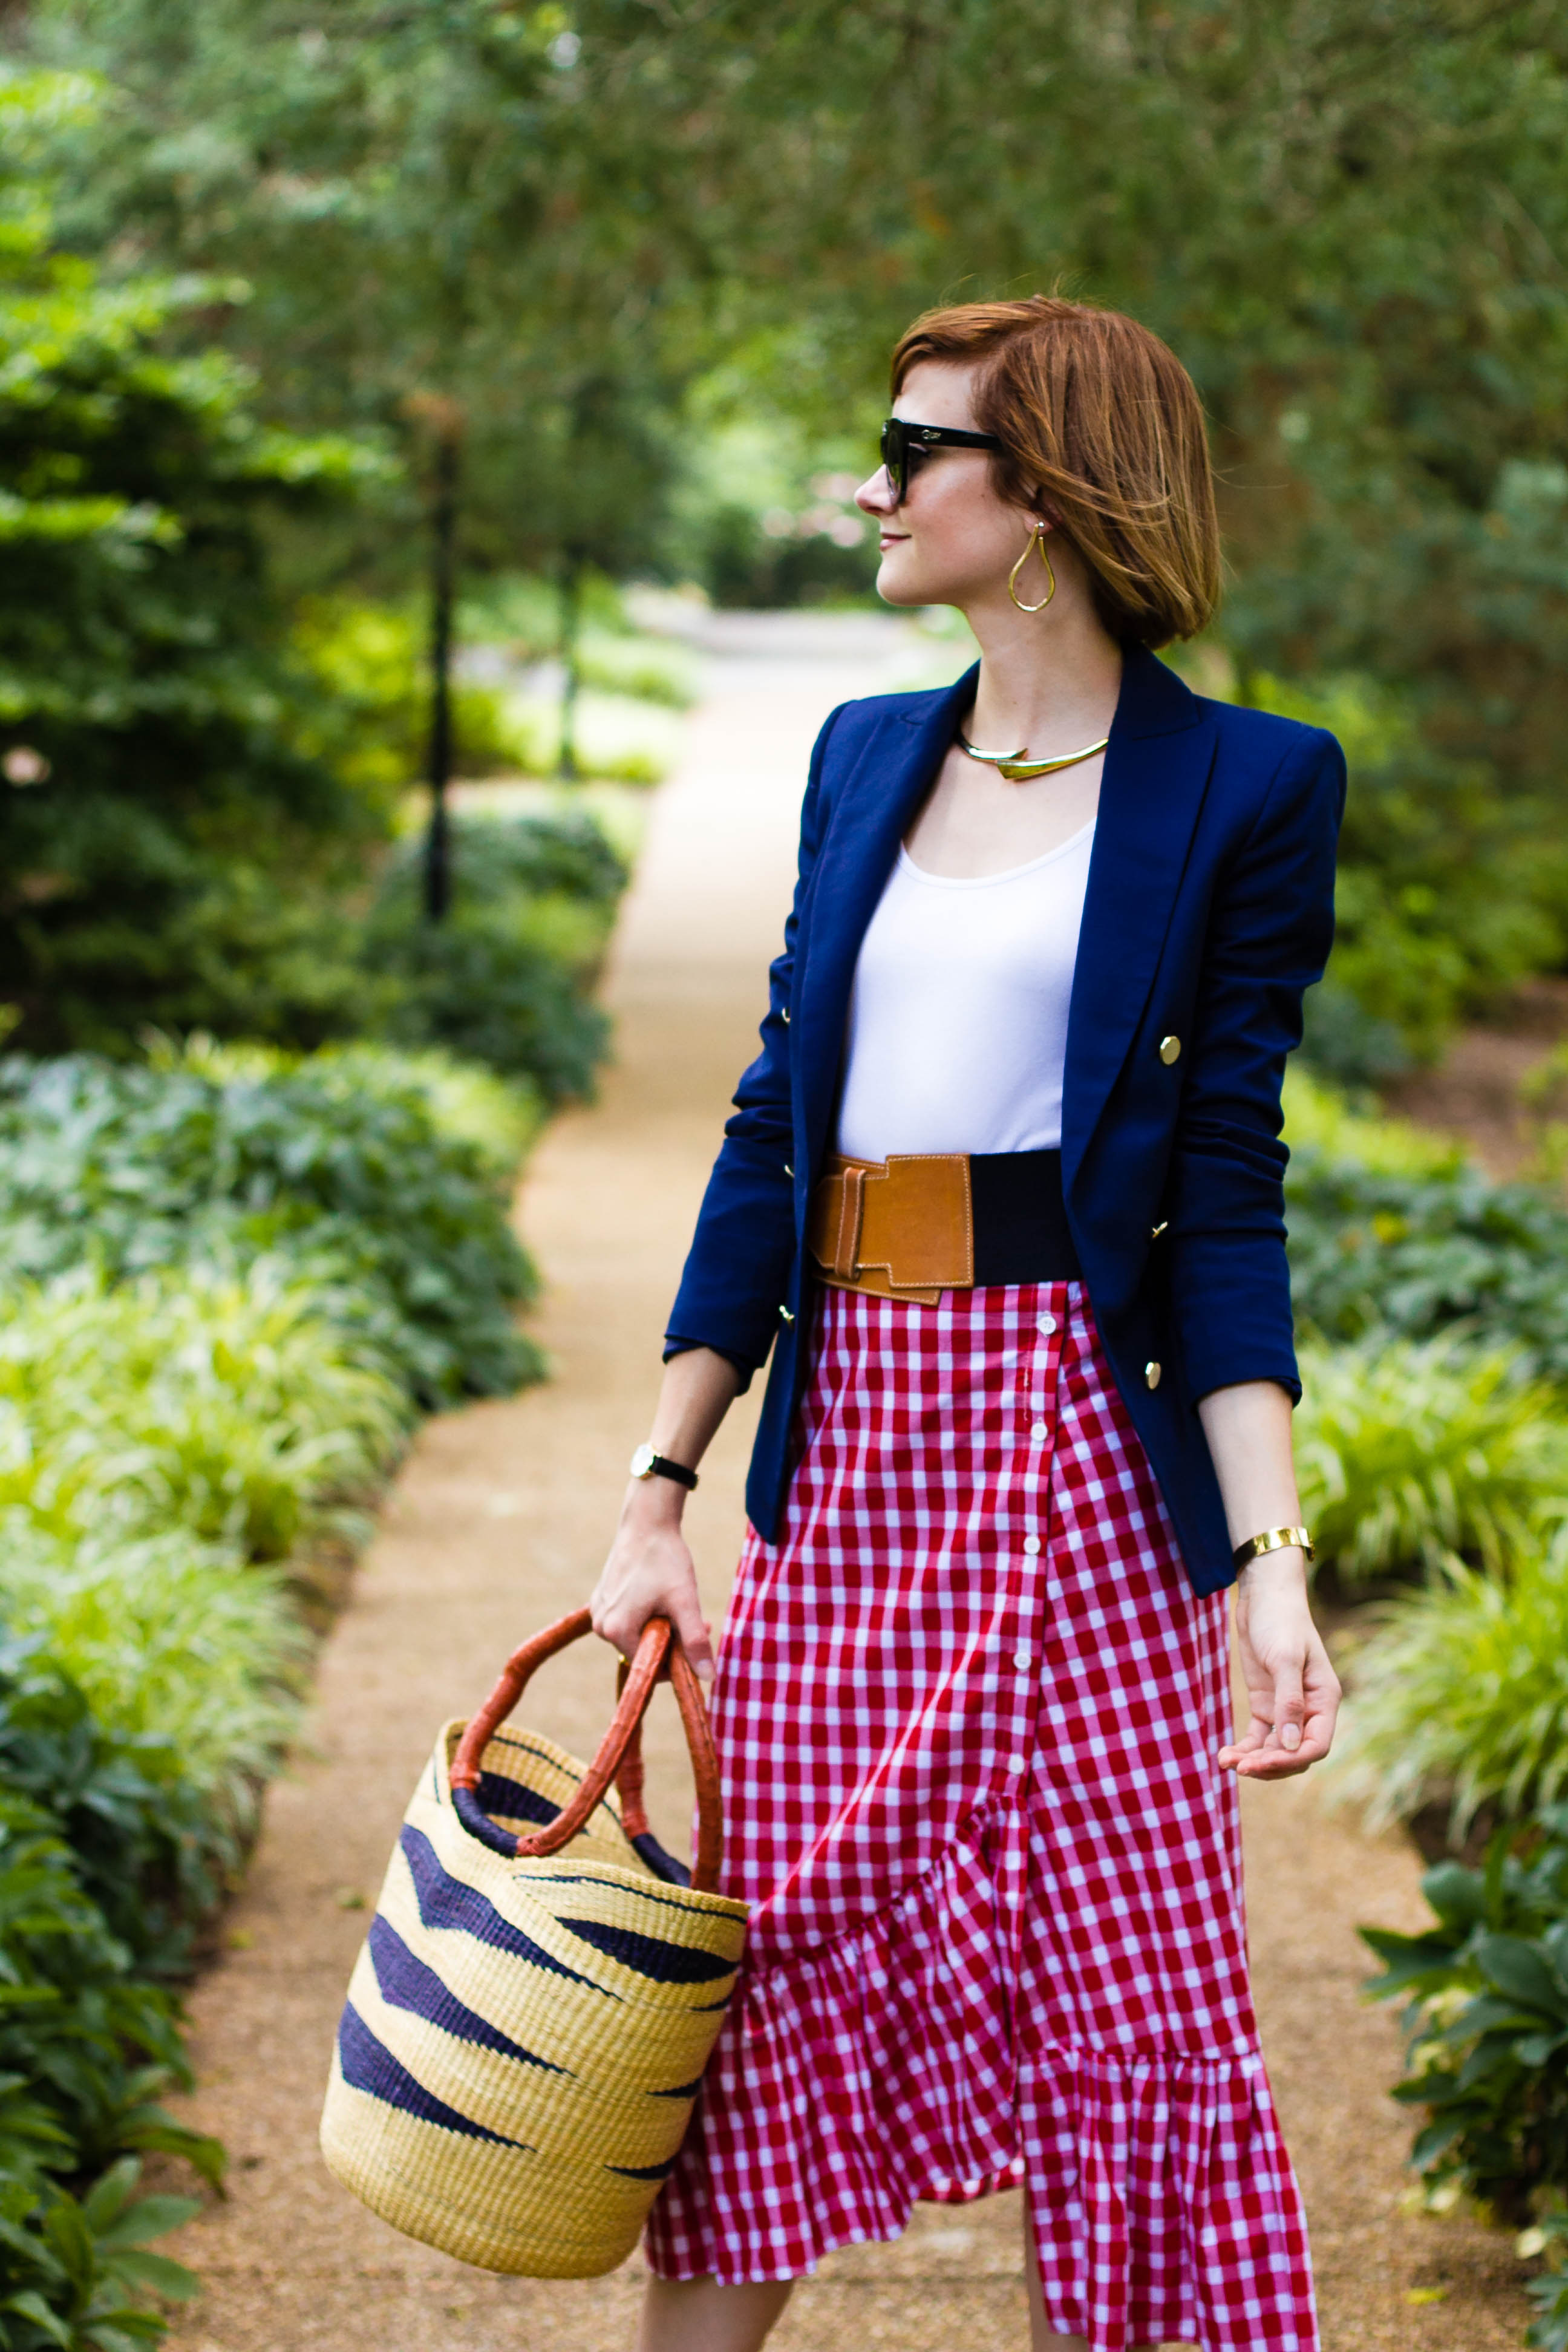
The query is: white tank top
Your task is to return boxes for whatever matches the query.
[834,819,1094,1161]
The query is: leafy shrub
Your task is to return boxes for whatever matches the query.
[0,2158,201,2352]
[149,1038,543,1186]
[0,1531,307,1848]
[0,1638,234,1974]
[0,1050,539,1405]
[575,635,697,708]
[1242,673,1564,1068]
[1523,1042,1568,1191]
[1297,978,1413,1089]
[374,806,628,918]
[1281,1067,1465,1179]
[1332,1530,1568,1834]
[1526,2218,1568,2351]
[318,1047,542,1174]
[0,1660,223,2350]
[0,1263,409,1561]
[1286,1149,1568,1384]
[1361,1806,1568,2224]
[360,812,624,1099]
[1295,1336,1568,1585]
[287,598,523,787]
[0,1791,220,2195]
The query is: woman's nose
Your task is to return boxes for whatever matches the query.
[855,466,897,517]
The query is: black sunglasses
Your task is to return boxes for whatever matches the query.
[880,416,1003,505]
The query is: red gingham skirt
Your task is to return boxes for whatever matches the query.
[645,1281,1316,2352]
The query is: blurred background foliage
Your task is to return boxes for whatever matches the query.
[2,0,1566,1074]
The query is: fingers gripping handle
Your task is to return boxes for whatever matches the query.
[448,1609,725,1892]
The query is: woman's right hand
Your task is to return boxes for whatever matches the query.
[590,1479,715,1681]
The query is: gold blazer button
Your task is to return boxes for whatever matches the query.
[779,1305,795,1324]
[1158,1034,1181,1064]
[1145,1360,1162,1390]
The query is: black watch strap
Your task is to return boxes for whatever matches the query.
[629,1442,699,1491]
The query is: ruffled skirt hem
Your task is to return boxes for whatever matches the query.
[645,1800,1316,2352]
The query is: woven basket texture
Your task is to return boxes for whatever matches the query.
[319,1719,750,2277]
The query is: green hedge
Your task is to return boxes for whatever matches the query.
[1286,1150,1568,1385]
[0,1046,540,1407]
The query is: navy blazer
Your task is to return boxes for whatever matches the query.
[666,646,1346,1596]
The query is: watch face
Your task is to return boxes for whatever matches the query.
[629,1442,656,1479]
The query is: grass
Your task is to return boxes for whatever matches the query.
[1331,1528,1568,1835]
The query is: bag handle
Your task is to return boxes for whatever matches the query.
[448,1609,724,1893]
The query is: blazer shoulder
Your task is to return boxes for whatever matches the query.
[818,677,964,766]
[826,679,961,743]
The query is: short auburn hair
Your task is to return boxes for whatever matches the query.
[890,295,1221,647]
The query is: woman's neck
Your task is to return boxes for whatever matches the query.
[960,570,1125,756]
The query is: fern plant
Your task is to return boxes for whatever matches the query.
[1295,1336,1568,1584]
[0,1261,410,1562]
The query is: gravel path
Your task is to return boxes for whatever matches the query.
[166,616,1529,2352]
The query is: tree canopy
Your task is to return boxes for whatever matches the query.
[7,0,1568,1063]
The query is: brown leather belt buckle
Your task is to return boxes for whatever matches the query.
[807,1154,974,1302]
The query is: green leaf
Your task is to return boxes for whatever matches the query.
[42,2194,97,2293]
[0,2291,73,2347]
[1477,1935,1568,2017]
[108,2247,200,2300]
[95,2197,201,2250]
[80,2160,140,2235]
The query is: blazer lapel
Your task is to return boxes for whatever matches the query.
[795,664,978,1171]
[1060,648,1217,1197]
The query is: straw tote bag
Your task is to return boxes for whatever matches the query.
[319,1608,749,2278]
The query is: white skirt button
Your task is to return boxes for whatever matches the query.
[1023,1535,1042,1555]
[1030,1421,1048,1440]
[1037,1313,1057,1335]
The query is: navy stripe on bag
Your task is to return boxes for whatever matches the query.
[336,2004,533,2148]
[400,1825,616,1995]
[367,1915,569,2073]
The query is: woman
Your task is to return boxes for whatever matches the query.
[592,294,1344,2352]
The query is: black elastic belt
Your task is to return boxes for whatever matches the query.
[970,1148,1081,1286]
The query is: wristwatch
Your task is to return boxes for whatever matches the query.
[629,1442,699,1492]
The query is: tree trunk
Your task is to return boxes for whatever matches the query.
[423,424,461,922]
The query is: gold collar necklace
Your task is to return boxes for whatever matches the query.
[957,729,1109,784]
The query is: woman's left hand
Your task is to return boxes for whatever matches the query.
[1218,1553,1341,1779]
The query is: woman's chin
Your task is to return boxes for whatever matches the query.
[875,557,935,609]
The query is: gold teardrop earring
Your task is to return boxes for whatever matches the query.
[1008,522,1056,614]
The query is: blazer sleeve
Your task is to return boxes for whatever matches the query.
[1166,724,1347,1408]
[662,704,845,1389]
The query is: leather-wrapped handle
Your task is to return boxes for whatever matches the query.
[448,1610,724,1892]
